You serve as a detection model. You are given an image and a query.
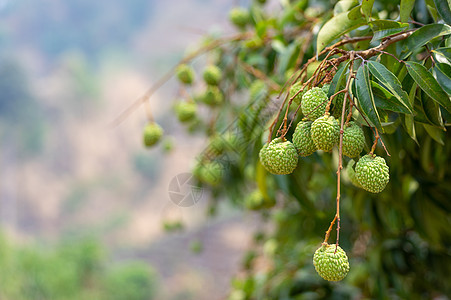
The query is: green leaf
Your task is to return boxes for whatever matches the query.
[369,20,409,42]
[402,85,418,142]
[403,115,417,142]
[372,81,412,114]
[433,0,451,25]
[367,61,413,113]
[432,47,451,61]
[334,0,359,15]
[405,61,451,113]
[400,0,416,22]
[328,62,350,98]
[356,64,383,132]
[421,93,445,127]
[423,124,445,145]
[361,0,375,20]
[316,5,366,53]
[403,24,451,59]
[434,63,451,94]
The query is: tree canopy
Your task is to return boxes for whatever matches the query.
[132,0,451,298]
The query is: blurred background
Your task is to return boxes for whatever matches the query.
[0,0,256,299]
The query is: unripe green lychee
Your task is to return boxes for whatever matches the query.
[203,65,222,86]
[331,93,347,119]
[313,243,350,281]
[195,161,223,186]
[229,7,250,29]
[355,154,390,193]
[292,120,316,157]
[259,137,298,175]
[201,86,224,106]
[342,121,365,158]
[143,123,163,147]
[289,82,304,105]
[244,189,275,210]
[310,114,340,151]
[174,101,197,123]
[346,159,362,188]
[321,83,330,95]
[301,87,328,120]
[176,64,195,85]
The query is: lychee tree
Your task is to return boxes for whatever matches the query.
[117,0,451,298]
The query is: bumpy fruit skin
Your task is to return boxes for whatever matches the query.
[342,121,365,158]
[176,64,195,85]
[313,243,350,281]
[259,137,298,175]
[301,87,328,120]
[143,123,163,147]
[301,87,327,121]
[229,7,250,29]
[331,93,346,119]
[203,65,222,86]
[321,83,330,95]
[292,120,316,157]
[346,159,362,188]
[201,86,223,106]
[311,114,340,151]
[289,82,304,104]
[355,154,390,193]
[175,101,197,123]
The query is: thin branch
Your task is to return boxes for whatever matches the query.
[238,61,280,91]
[110,32,252,127]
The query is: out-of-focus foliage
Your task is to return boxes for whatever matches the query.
[155,0,451,298]
[0,235,158,300]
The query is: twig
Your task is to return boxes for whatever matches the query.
[110,32,253,127]
[238,61,280,91]
[335,52,355,250]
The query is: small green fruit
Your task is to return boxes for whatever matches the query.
[259,137,298,175]
[310,114,340,151]
[203,65,222,86]
[292,120,316,157]
[143,123,163,147]
[355,154,390,193]
[194,161,223,186]
[313,243,350,281]
[176,64,195,85]
[301,87,328,120]
[321,83,330,95]
[201,86,224,106]
[229,7,250,29]
[289,82,304,105]
[346,159,362,188]
[244,189,275,210]
[331,93,347,119]
[342,121,365,158]
[174,101,197,123]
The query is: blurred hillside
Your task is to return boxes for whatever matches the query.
[0,0,256,299]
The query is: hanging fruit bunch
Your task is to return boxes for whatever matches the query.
[117,0,451,297]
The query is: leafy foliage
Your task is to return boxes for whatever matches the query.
[134,0,451,298]
[0,235,157,300]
